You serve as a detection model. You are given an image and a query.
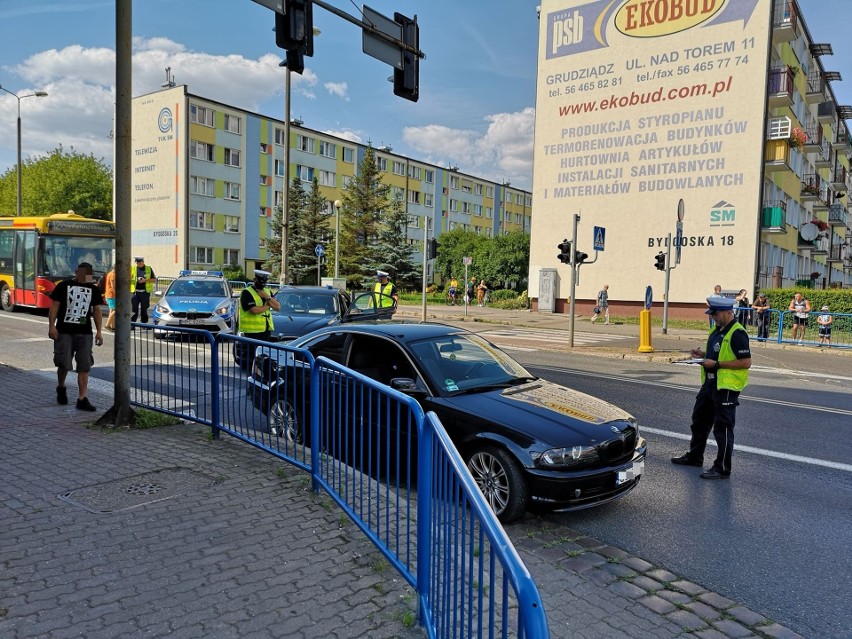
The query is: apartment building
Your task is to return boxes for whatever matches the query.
[130,85,532,279]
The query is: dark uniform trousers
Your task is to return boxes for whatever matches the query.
[131,291,151,323]
[687,382,739,475]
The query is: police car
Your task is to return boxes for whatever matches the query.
[152,271,238,334]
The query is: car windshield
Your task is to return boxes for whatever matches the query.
[273,291,337,316]
[167,280,227,297]
[409,333,535,395]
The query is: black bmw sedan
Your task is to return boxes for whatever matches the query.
[247,323,646,523]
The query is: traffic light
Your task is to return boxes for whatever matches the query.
[427,238,438,259]
[574,251,589,265]
[654,252,666,271]
[275,0,314,71]
[557,239,572,264]
[393,12,419,102]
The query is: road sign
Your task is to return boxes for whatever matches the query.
[675,199,685,265]
[463,256,472,266]
[362,5,403,69]
[644,285,653,310]
[593,226,606,252]
[314,244,325,258]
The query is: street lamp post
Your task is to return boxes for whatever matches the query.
[0,85,48,216]
[333,199,342,279]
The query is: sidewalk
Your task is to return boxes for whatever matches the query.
[0,345,811,638]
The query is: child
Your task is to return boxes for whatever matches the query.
[817,305,832,347]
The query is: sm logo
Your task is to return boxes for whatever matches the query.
[709,201,735,226]
[550,9,584,55]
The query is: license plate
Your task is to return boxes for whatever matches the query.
[179,319,206,325]
[616,461,644,486]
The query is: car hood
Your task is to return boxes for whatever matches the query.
[271,313,337,339]
[162,296,231,310]
[437,378,634,447]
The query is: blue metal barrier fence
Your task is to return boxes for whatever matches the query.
[128,325,549,639]
[735,310,851,348]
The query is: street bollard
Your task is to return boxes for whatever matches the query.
[638,309,654,353]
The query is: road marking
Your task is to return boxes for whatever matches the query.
[530,365,852,417]
[478,328,627,349]
[641,426,852,473]
[15,337,52,342]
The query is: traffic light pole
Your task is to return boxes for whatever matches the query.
[421,215,428,322]
[568,213,579,347]
[663,232,672,334]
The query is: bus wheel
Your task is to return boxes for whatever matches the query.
[0,284,15,312]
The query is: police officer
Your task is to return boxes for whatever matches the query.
[373,270,398,313]
[239,270,281,369]
[131,256,156,324]
[671,295,751,479]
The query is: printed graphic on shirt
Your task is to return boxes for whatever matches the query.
[64,285,93,325]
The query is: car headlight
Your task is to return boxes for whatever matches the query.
[155,304,170,314]
[534,445,600,468]
[214,304,232,317]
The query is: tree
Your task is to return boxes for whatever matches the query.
[265,176,307,281]
[289,178,329,285]
[479,230,530,290]
[0,145,113,219]
[337,146,389,288]
[434,228,487,283]
[373,194,421,290]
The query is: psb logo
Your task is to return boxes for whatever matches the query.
[158,108,173,133]
[710,200,735,226]
[550,9,585,55]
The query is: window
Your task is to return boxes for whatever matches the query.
[424,193,433,207]
[190,104,214,126]
[296,165,314,181]
[275,128,286,145]
[319,170,336,187]
[462,202,471,214]
[224,114,241,134]
[223,249,239,266]
[260,206,267,217]
[473,204,482,216]
[189,211,214,230]
[449,221,457,230]
[515,194,523,205]
[190,246,214,264]
[461,180,472,193]
[191,176,215,196]
[274,159,285,176]
[224,215,240,233]
[224,182,241,200]
[514,214,521,224]
[424,169,434,183]
[224,148,241,167]
[260,175,269,185]
[393,161,406,176]
[408,190,421,204]
[296,135,314,153]
[504,210,511,221]
[342,147,355,163]
[274,191,283,207]
[408,165,421,180]
[260,142,270,153]
[190,140,213,161]
[409,216,420,228]
[450,176,459,190]
[259,238,267,249]
[392,186,404,201]
[376,156,387,172]
[505,191,512,202]
[341,175,354,187]
[319,141,336,158]
[449,199,458,212]
[486,207,493,218]
[474,183,483,195]
[485,186,493,198]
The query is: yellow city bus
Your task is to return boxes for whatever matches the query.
[0,212,115,311]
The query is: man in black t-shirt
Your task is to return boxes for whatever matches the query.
[49,262,104,411]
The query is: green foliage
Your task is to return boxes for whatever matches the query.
[490,290,530,310]
[433,228,530,292]
[0,145,113,219]
[221,264,247,282]
[434,228,487,283]
[373,194,421,290]
[758,288,852,315]
[289,178,329,285]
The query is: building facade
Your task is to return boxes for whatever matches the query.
[530,0,852,316]
[131,86,532,280]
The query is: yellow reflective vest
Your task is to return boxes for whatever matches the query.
[239,286,273,333]
[130,265,153,293]
[373,281,395,307]
[700,323,749,391]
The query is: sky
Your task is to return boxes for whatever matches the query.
[0,0,850,193]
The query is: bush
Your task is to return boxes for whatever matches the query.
[490,290,530,310]
[759,288,852,315]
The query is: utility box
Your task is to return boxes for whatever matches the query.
[538,268,558,313]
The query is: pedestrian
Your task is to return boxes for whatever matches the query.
[671,294,751,480]
[448,276,459,305]
[788,292,811,345]
[466,278,475,306]
[104,265,116,332]
[734,289,750,326]
[131,256,156,325]
[48,262,104,411]
[238,270,281,370]
[590,284,610,324]
[373,270,398,311]
[708,284,722,326]
[477,279,488,307]
[751,293,771,341]
[817,305,832,347]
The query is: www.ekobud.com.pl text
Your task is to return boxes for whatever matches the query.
[558,75,733,116]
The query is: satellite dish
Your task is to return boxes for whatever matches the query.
[799,222,819,241]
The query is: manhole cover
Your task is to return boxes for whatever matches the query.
[60,468,216,513]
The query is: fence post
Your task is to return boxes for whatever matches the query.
[416,414,433,625]
[310,359,321,493]
[210,336,220,440]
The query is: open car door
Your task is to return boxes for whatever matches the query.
[344,291,397,322]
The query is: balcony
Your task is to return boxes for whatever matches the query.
[761,201,787,232]
[814,139,832,169]
[767,66,796,108]
[806,69,826,104]
[772,0,798,42]
[812,188,830,212]
[828,203,848,227]
[827,244,844,263]
[811,235,829,255]
[801,174,823,201]
[832,127,848,151]
[831,165,847,190]
[764,139,792,173]
[817,101,836,125]
[802,123,822,153]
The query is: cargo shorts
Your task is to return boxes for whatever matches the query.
[53,333,94,373]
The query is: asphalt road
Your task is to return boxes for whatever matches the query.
[513,348,852,639]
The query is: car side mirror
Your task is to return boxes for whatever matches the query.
[390,377,419,393]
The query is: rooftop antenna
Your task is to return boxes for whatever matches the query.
[162,67,176,88]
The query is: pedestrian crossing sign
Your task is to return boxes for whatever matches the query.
[593,226,605,252]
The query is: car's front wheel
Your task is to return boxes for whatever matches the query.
[466,445,528,523]
[271,398,302,443]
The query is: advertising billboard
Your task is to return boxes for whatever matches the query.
[530,0,773,305]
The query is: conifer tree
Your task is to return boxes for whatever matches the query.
[374,194,421,290]
[289,178,329,285]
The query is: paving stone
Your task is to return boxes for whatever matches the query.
[561,552,608,573]
[672,579,709,596]
[637,594,678,615]
[699,591,737,610]
[608,580,648,599]
[630,575,665,593]
[645,568,679,584]
[725,606,768,627]
[694,630,731,639]
[686,601,724,622]
[621,556,655,573]
[755,623,806,639]
[712,619,755,638]
[601,561,636,578]
[665,609,708,631]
